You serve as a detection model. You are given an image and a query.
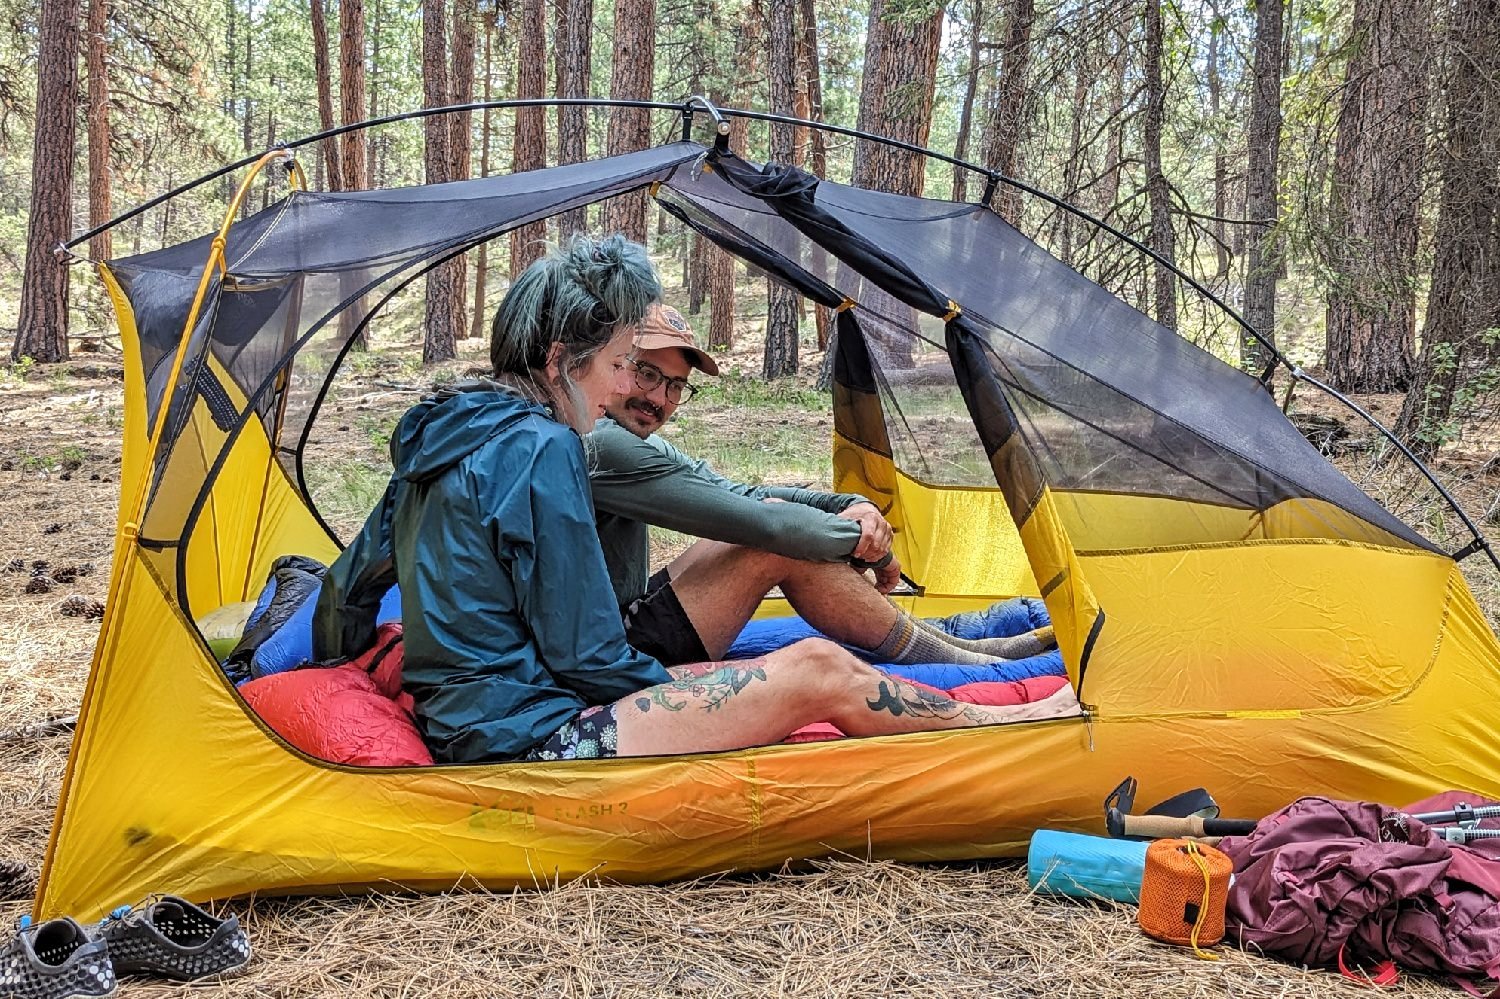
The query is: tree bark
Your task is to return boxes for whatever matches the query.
[15,0,80,363]
[1243,0,1284,375]
[1396,0,1500,447]
[368,0,383,186]
[764,0,800,379]
[553,0,593,237]
[1143,0,1175,331]
[852,0,945,197]
[470,8,497,341]
[1058,0,1093,265]
[447,0,476,337]
[951,0,984,203]
[85,0,111,262]
[310,0,342,191]
[1323,0,1428,393]
[979,0,1034,222]
[600,0,656,242]
[1207,0,1227,281]
[510,0,548,280]
[422,0,461,363]
[798,0,829,348]
[339,0,367,192]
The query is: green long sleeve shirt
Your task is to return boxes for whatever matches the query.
[586,417,868,610]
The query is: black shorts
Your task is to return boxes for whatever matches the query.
[621,569,710,666]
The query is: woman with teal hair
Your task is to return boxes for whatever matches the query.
[319,234,1074,764]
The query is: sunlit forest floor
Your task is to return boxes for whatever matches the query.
[0,315,1494,996]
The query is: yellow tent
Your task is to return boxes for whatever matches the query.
[35,122,1500,920]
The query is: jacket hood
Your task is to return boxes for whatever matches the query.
[391,379,553,483]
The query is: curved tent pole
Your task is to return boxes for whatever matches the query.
[68,98,1269,358]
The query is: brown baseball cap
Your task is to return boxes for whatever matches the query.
[630,303,720,375]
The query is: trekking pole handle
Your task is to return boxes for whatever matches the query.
[1116,813,1258,839]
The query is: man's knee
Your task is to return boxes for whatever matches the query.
[770,637,866,682]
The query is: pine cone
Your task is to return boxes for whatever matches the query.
[59,595,90,616]
[3,559,24,573]
[52,566,77,584]
[29,559,49,576]
[24,577,52,595]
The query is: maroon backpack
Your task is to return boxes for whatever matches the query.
[1217,793,1500,990]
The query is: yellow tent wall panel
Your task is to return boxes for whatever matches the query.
[1079,542,1457,713]
[833,431,1038,599]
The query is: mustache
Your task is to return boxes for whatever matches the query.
[628,399,664,420]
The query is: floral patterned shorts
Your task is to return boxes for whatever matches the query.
[518,704,619,761]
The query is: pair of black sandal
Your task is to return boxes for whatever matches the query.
[0,896,250,998]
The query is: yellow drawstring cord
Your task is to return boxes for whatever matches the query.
[1184,842,1220,961]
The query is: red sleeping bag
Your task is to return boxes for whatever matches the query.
[239,623,433,767]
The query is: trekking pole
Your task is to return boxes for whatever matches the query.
[1385,802,1500,845]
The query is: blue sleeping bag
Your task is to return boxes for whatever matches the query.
[725,596,1064,686]
[245,582,403,681]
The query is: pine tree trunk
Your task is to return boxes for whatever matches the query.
[85,0,111,262]
[422,0,460,363]
[1243,0,1284,374]
[14,0,79,363]
[1143,0,1175,331]
[1207,2,1228,281]
[470,10,496,341]
[310,0,342,191]
[798,0,826,178]
[339,0,368,192]
[1396,0,1500,447]
[1058,0,1092,266]
[979,0,1033,222]
[798,0,829,349]
[1324,0,1427,393]
[553,0,592,238]
[368,0,383,186]
[852,0,945,197]
[951,0,984,203]
[764,0,800,379]
[599,0,655,242]
[687,234,708,315]
[447,0,476,337]
[510,0,547,281]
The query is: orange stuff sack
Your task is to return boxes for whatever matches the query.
[1138,838,1233,951]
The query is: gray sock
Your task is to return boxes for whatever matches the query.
[868,614,1016,666]
[911,617,1057,659]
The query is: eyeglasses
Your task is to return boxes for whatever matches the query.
[627,357,697,404]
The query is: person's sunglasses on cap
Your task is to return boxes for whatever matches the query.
[627,356,697,404]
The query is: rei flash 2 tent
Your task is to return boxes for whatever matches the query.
[34,100,1500,919]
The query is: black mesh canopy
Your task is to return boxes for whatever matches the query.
[109,139,1437,564]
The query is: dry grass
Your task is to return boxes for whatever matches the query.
[0,350,1493,998]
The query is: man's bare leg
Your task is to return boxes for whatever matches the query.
[663,539,899,659]
[613,638,1078,757]
[663,540,1052,665]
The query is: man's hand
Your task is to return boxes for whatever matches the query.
[838,501,892,563]
[872,554,902,594]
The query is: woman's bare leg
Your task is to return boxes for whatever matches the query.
[613,638,1078,757]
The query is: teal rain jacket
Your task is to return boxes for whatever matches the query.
[313,383,671,762]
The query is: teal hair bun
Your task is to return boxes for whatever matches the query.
[491,234,661,375]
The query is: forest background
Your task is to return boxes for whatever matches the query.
[1,0,1498,504]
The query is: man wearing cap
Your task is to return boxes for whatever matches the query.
[586,303,1054,669]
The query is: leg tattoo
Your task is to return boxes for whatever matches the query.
[866,680,991,725]
[637,663,769,714]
